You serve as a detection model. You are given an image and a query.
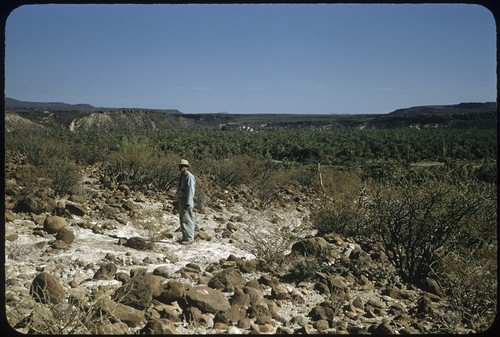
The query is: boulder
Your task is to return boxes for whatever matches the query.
[5,210,16,222]
[30,272,65,304]
[55,228,75,244]
[208,268,246,292]
[291,237,330,257]
[242,286,264,308]
[144,274,166,298]
[65,202,87,216]
[14,196,44,214]
[94,262,118,280]
[113,273,154,310]
[214,306,246,324]
[50,240,68,249]
[140,318,177,334]
[93,322,129,334]
[124,236,153,250]
[101,299,146,328]
[186,286,231,313]
[159,281,190,303]
[43,215,67,234]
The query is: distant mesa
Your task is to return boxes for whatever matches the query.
[4,97,496,131]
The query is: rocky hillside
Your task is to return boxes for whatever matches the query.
[5,97,496,131]
[4,154,475,334]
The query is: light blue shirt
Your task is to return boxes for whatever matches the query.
[177,171,196,207]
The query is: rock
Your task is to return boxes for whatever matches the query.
[93,262,118,280]
[144,274,166,298]
[5,233,18,241]
[159,281,190,303]
[226,222,238,231]
[197,231,212,241]
[43,215,67,234]
[101,299,146,328]
[230,288,250,309]
[14,196,44,214]
[238,317,251,329]
[115,272,130,283]
[153,266,172,278]
[419,277,445,297]
[69,193,86,204]
[5,210,16,222]
[113,273,154,310]
[214,306,246,324]
[65,202,87,216]
[186,286,231,313]
[124,236,153,250]
[242,286,264,308]
[30,272,65,304]
[93,322,129,334]
[55,228,75,244]
[291,237,329,257]
[135,193,147,202]
[208,268,246,292]
[369,321,395,334]
[271,283,290,300]
[50,240,68,249]
[122,200,137,212]
[315,319,330,331]
[309,303,335,321]
[141,318,177,334]
[259,274,278,287]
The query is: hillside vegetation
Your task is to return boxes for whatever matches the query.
[3,100,497,333]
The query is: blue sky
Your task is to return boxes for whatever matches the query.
[4,3,497,114]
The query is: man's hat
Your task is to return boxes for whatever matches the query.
[178,159,190,167]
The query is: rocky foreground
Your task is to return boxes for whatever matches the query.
[4,164,473,334]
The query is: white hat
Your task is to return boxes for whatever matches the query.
[178,159,190,167]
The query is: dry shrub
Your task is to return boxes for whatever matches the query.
[103,140,178,191]
[236,212,308,269]
[434,245,497,332]
[310,169,368,237]
[10,286,121,334]
[129,206,170,244]
[44,159,81,197]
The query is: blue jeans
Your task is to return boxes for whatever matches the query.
[178,201,195,241]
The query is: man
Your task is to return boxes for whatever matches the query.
[176,159,196,245]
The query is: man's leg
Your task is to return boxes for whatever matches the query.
[182,208,195,242]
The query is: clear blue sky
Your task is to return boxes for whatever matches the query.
[4,3,497,114]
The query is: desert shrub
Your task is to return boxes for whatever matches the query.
[236,213,308,270]
[129,205,170,244]
[197,156,281,188]
[44,158,81,197]
[8,130,70,167]
[15,165,52,197]
[13,286,125,334]
[312,168,496,284]
[433,245,497,332]
[362,171,495,284]
[310,169,368,237]
[103,138,178,191]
